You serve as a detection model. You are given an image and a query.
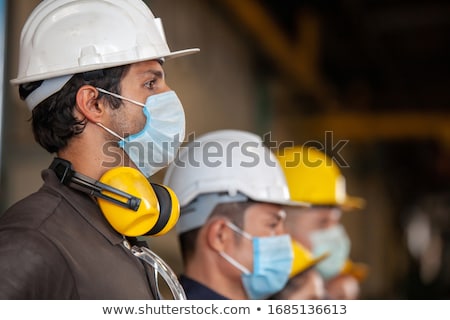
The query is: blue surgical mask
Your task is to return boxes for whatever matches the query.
[96,89,185,177]
[219,221,293,300]
[310,224,350,280]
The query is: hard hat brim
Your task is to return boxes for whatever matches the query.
[275,199,311,208]
[10,48,200,85]
[247,194,311,208]
[340,260,370,282]
[342,195,366,211]
[164,48,200,61]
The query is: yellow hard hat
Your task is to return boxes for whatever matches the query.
[276,146,365,210]
[290,240,329,278]
[98,167,179,237]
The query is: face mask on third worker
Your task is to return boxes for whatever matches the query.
[96,89,185,177]
[310,224,351,280]
[218,221,293,300]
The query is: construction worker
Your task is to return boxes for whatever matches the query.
[0,0,198,299]
[276,146,369,299]
[163,129,325,299]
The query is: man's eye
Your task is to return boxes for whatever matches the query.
[269,222,279,229]
[144,80,156,89]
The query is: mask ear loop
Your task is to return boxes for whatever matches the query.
[95,87,145,168]
[96,122,124,141]
[218,251,251,275]
[96,87,145,107]
[96,122,128,167]
[219,220,253,274]
[225,221,253,240]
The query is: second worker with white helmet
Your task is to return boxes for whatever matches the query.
[164,129,326,299]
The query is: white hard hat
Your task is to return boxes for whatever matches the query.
[163,129,309,233]
[11,0,199,108]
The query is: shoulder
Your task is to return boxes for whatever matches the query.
[0,178,78,298]
[0,167,76,231]
[0,185,64,230]
[0,228,76,299]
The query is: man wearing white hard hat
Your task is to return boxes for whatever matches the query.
[0,0,198,299]
[163,129,326,299]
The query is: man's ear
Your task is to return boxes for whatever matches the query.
[205,218,233,252]
[75,85,104,123]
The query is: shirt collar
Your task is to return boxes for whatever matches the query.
[42,168,124,246]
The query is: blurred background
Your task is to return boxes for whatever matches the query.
[1,0,449,299]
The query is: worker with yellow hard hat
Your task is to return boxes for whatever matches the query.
[276,146,369,299]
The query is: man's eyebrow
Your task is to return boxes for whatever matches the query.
[139,69,165,79]
[269,209,285,223]
[275,209,286,220]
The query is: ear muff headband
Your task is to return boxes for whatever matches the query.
[50,157,141,210]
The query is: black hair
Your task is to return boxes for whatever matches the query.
[25,65,130,153]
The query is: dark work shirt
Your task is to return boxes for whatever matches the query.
[0,168,156,299]
[179,274,229,300]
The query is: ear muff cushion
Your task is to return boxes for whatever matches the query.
[146,183,180,236]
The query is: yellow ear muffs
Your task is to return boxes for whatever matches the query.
[97,167,179,237]
[48,157,180,237]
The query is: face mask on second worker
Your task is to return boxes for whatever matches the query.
[218,221,293,300]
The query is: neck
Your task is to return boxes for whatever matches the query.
[184,251,248,300]
[57,122,127,180]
